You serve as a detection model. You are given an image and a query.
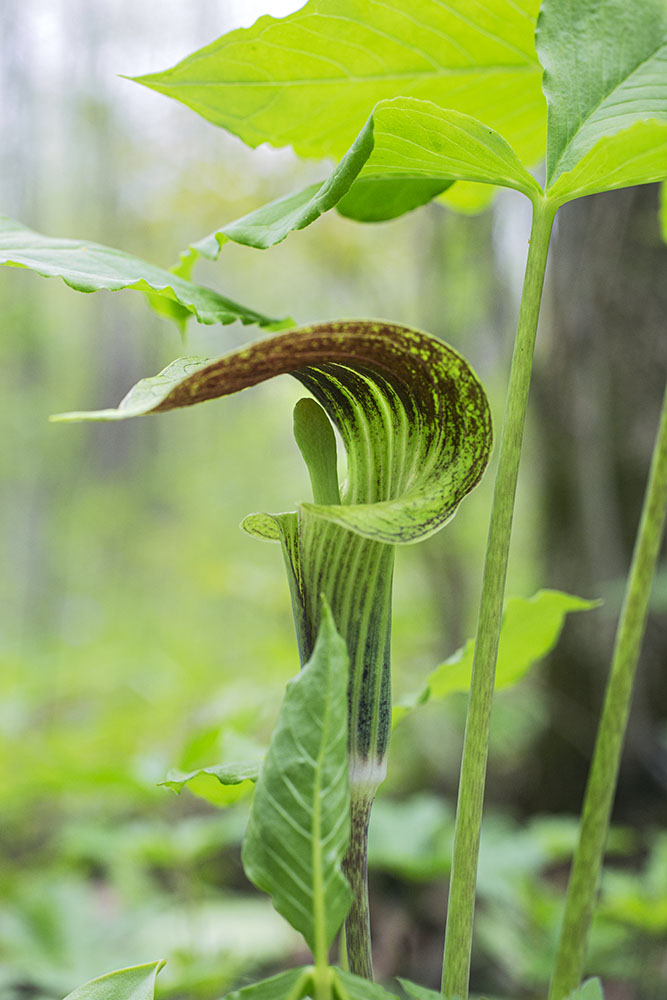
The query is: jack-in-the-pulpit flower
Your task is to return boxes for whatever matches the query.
[54,319,492,976]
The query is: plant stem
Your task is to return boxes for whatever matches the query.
[442,196,556,998]
[342,789,375,979]
[549,379,667,1000]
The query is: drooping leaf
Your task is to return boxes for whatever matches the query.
[564,979,605,1000]
[0,215,284,329]
[160,760,262,806]
[62,961,165,1000]
[538,0,667,204]
[242,605,352,955]
[133,0,545,168]
[182,98,541,256]
[51,320,493,545]
[395,590,600,721]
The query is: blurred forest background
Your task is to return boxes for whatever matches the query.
[1,2,666,998]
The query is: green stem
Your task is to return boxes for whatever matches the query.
[342,786,376,979]
[549,379,667,1000]
[442,196,556,998]
[313,965,333,1000]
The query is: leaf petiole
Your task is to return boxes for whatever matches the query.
[442,194,557,998]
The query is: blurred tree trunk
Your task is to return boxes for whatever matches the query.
[527,184,667,822]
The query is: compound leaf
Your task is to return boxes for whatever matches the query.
[242,605,352,956]
[134,0,545,168]
[62,962,165,1000]
[185,98,541,256]
[0,215,283,329]
[538,0,667,203]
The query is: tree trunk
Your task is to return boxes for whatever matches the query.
[527,184,667,822]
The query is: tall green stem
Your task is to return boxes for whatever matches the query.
[549,379,667,1000]
[442,196,556,998]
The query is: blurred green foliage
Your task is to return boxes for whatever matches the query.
[1,3,664,999]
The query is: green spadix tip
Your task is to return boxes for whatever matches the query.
[293,397,341,506]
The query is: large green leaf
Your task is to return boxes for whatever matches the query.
[0,215,283,329]
[242,605,352,956]
[538,0,667,203]
[184,98,540,257]
[395,590,599,721]
[133,0,545,168]
[62,962,165,1000]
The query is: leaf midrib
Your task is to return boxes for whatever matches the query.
[149,64,539,89]
[549,36,667,185]
[311,644,336,968]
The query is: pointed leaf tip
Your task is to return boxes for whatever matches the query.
[564,978,605,1000]
[62,960,166,1000]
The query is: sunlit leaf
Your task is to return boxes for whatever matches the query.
[0,215,283,329]
[160,760,262,806]
[62,961,165,1000]
[133,0,545,167]
[538,0,667,203]
[242,605,352,954]
[181,98,540,257]
[395,590,600,721]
